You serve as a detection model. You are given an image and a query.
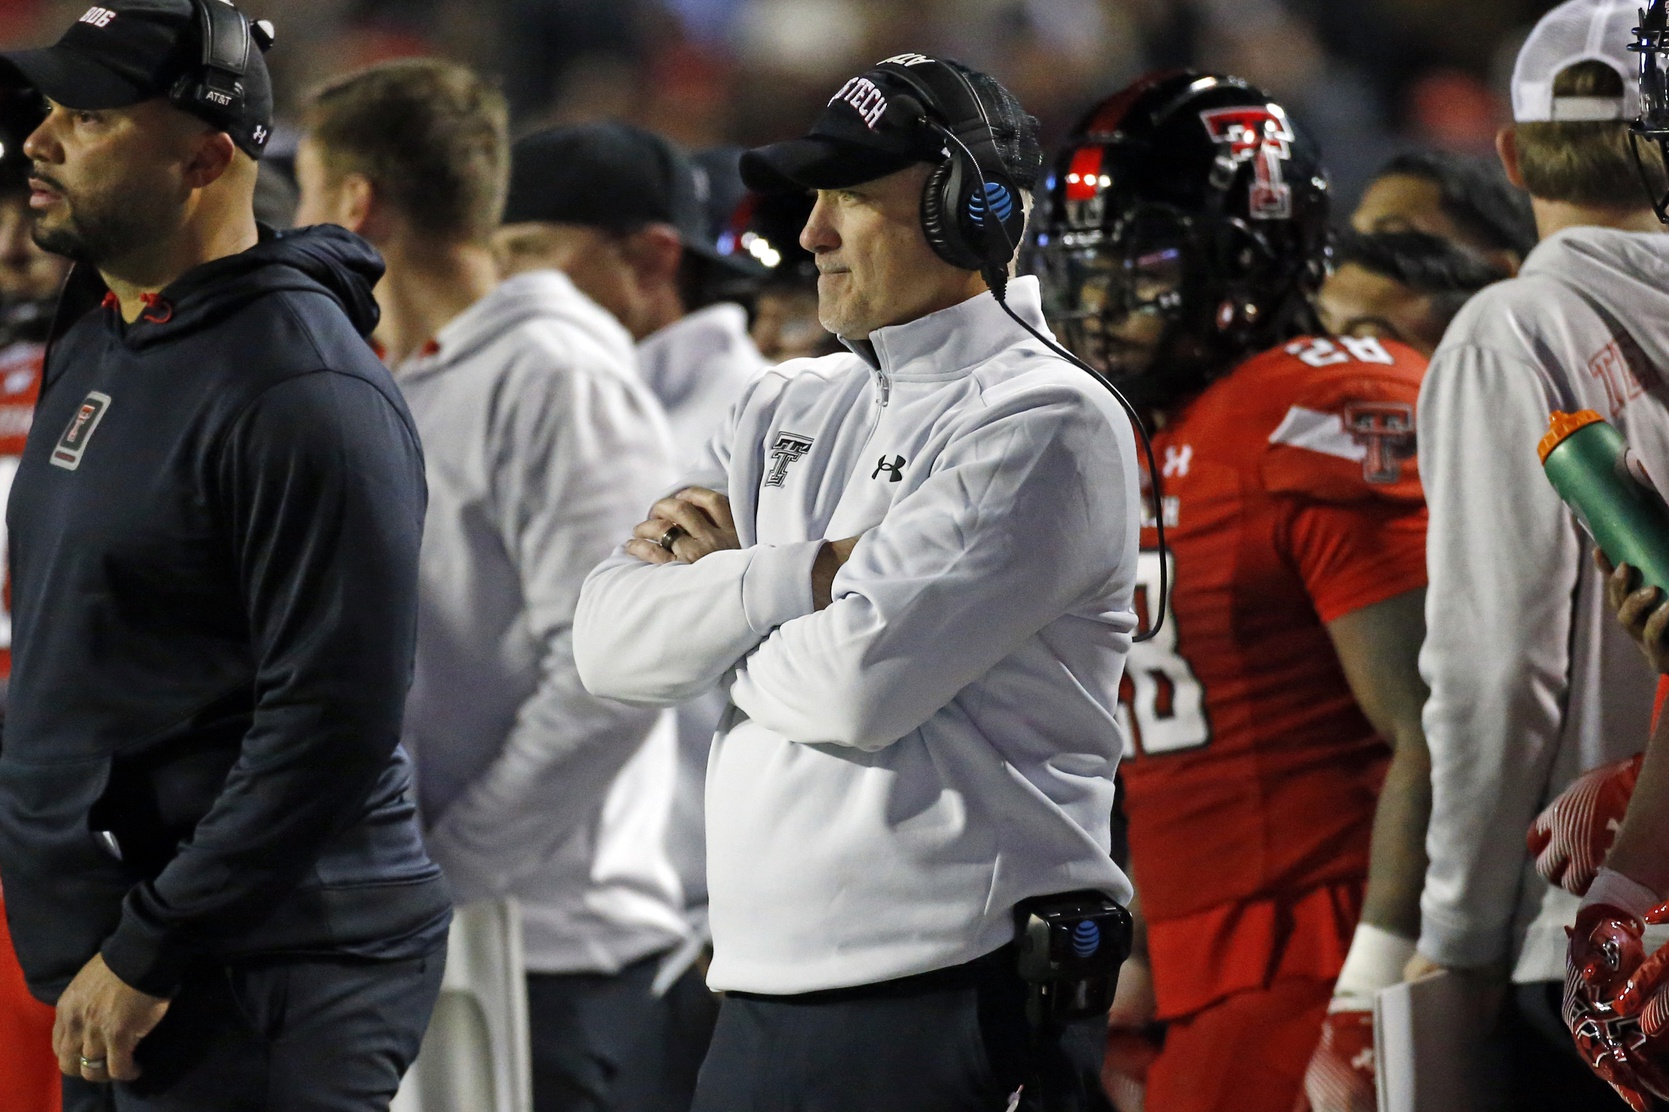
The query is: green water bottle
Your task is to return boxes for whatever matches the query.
[1540,410,1669,596]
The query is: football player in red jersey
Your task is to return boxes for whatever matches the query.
[1033,72,1432,1112]
[0,81,65,1112]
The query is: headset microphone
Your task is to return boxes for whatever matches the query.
[894,91,1171,640]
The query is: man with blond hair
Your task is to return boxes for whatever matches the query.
[1409,2,1669,1107]
[296,59,692,1112]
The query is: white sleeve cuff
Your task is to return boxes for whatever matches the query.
[1415,898,1512,970]
[1582,866,1663,919]
[1334,922,1417,1002]
[740,540,823,635]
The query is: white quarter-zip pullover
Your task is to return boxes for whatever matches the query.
[575,277,1138,994]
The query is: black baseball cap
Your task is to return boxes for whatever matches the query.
[0,0,274,159]
[504,121,763,278]
[740,58,967,194]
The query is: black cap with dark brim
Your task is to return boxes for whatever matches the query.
[0,47,151,109]
[740,136,923,193]
[0,0,275,160]
[506,122,768,281]
[739,61,960,194]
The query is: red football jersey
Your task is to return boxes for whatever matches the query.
[1119,335,1428,1017]
[0,341,43,682]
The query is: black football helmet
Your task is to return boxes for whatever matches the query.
[1631,0,1669,222]
[1032,71,1330,408]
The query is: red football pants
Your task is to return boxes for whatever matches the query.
[0,890,61,1112]
[1144,976,1331,1112]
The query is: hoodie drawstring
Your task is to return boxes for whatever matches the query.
[99,291,175,325]
[138,292,173,325]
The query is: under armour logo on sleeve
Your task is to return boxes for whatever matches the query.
[872,455,905,481]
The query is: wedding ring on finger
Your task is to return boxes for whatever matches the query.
[658,526,684,554]
[79,1056,107,1072]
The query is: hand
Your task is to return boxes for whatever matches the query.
[1563,901,1669,1111]
[1103,957,1159,1112]
[626,488,739,566]
[1529,753,1645,896]
[1403,951,1443,982]
[1401,953,1508,1024]
[811,535,863,610]
[1105,954,1156,1030]
[1103,1029,1161,1112]
[1600,551,1669,675]
[1297,1003,1377,1112]
[53,953,169,1083]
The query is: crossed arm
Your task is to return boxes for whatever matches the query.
[624,486,858,610]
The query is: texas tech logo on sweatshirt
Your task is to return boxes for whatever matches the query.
[51,391,112,471]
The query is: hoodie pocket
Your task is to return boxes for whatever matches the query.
[0,754,137,998]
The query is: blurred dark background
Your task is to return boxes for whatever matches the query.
[0,0,1565,208]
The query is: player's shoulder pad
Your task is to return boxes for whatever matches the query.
[1253,335,1426,506]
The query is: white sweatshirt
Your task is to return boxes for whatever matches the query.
[574,277,1139,994]
[637,302,766,469]
[1417,227,1668,982]
[395,269,689,973]
[635,304,767,920]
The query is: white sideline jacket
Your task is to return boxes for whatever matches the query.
[395,270,689,974]
[638,302,767,469]
[574,276,1139,995]
[637,304,767,924]
[1417,227,1669,981]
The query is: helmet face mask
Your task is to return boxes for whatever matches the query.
[1631,0,1669,223]
[1031,71,1329,410]
[1040,203,1194,390]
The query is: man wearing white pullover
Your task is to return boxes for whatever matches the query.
[495,128,768,991]
[1406,3,1669,1107]
[575,56,1138,1111]
[293,61,698,1112]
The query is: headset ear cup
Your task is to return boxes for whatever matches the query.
[921,158,983,271]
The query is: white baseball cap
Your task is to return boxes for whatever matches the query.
[1512,0,1642,122]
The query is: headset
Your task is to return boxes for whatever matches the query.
[879,58,1171,640]
[167,0,274,132]
[876,61,1028,294]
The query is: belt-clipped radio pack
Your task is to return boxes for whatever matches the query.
[1015,889,1133,1026]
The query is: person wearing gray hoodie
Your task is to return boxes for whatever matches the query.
[294,61,691,1112]
[1406,6,1669,1108]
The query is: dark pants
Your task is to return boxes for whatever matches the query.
[62,949,444,1112]
[1506,981,1629,1112]
[690,947,1110,1112]
[529,952,719,1112]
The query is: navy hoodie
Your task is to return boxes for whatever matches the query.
[0,225,451,1001]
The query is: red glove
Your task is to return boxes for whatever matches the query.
[1530,752,1644,895]
[1295,1005,1376,1112]
[1564,899,1669,1111]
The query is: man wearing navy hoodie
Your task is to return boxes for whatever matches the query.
[0,2,452,1109]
